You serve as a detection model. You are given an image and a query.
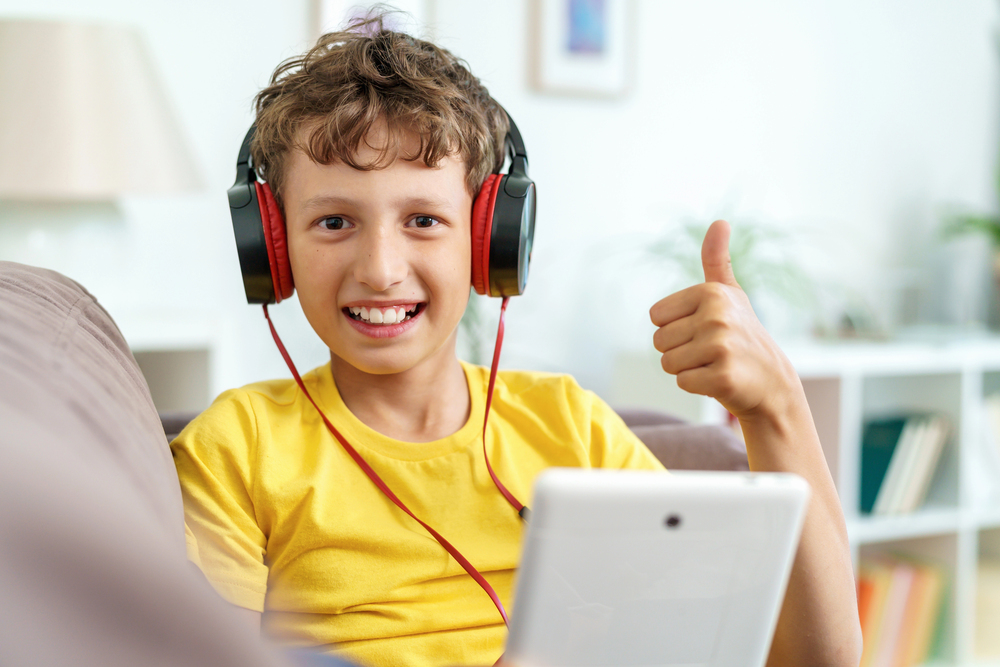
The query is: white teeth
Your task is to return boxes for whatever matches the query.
[351,305,418,324]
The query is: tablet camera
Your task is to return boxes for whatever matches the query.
[664,514,681,529]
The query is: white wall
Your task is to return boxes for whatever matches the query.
[432,0,1000,390]
[0,0,997,401]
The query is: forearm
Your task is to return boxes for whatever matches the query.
[739,379,862,667]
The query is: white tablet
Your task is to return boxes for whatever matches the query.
[505,469,810,667]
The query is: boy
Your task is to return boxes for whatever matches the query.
[172,15,861,667]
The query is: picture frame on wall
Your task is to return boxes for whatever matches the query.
[530,0,634,98]
[313,0,432,40]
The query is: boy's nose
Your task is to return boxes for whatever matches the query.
[353,227,408,292]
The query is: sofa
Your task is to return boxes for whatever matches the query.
[0,260,746,666]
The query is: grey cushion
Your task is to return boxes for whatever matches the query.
[617,408,750,472]
[0,261,183,539]
[0,261,292,667]
[161,410,202,442]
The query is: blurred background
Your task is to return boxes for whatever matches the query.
[0,0,996,405]
[5,4,1000,663]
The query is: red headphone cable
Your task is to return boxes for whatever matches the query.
[483,297,528,519]
[262,299,525,627]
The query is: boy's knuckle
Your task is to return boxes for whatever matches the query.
[676,371,696,393]
[714,366,737,397]
[708,339,729,360]
[649,301,666,323]
[703,282,727,300]
[652,329,667,352]
[704,312,731,334]
[660,353,674,374]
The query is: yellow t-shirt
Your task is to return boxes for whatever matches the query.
[171,361,664,667]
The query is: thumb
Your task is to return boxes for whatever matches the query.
[701,219,739,287]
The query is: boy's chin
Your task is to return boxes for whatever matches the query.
[329,344,458,378]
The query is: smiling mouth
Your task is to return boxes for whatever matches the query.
[344,303,424,325]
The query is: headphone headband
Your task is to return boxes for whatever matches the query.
[235,125,254,168]
[504,111,528,161]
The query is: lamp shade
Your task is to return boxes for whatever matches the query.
[0,19,202,200]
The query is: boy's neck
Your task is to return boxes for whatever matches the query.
[330,345,471,444]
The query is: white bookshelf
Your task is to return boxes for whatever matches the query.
[612,339,1000,666]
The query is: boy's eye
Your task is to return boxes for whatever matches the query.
[319,216,351,231]
[408,216,439,228]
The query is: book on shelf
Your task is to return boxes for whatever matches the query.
[977,558,1000,659]
[860,415,950,516]
[857,555,946,667]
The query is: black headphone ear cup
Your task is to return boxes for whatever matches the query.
[484,177,536,297]
[230,176,277,304]
[229,125,284,304]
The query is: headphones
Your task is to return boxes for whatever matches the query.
[227,110,536,304]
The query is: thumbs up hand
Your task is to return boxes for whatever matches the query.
[649,220,797,419]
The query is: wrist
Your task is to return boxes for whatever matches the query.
[735,352,803,425]
[736,366,826,474]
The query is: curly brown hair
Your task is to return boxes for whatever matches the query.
[250,12,509,209]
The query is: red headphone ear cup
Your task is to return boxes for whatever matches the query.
[471,174,502,296]
[255,182,295,302]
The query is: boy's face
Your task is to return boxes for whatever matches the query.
[282,127,473,376]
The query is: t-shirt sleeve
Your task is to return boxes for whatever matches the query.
[574,382,666,472]
[170,389,268,612]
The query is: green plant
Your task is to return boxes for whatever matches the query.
[641,217,815,310]
[943,213,1000,248]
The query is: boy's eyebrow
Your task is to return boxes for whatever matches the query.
[300,194,457,213]
[299,195,355,212]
